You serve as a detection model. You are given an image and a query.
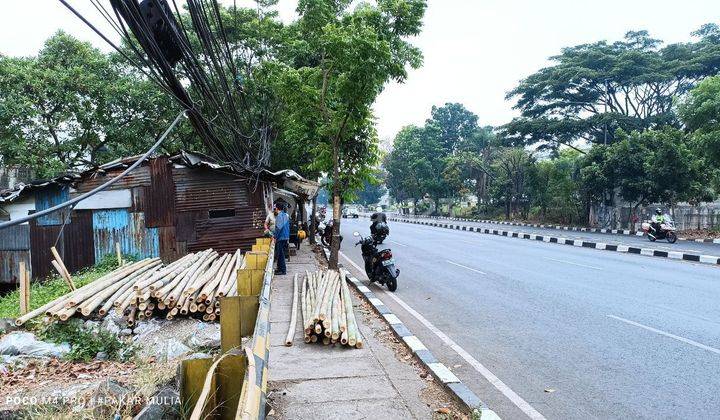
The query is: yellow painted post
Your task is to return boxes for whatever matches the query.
[220,297,242,354]
[180,356,214,416]
[239,296,260,337]
[217,353,247,420]
[237,269,263,297]
[255,237,272,246]
[244,252,268,270]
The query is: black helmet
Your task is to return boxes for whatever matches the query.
[655,208,662,215]
[375,222,389,235]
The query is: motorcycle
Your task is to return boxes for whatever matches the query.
[319,219,343,247]
[642,220,678,243]
[354,231,399,292]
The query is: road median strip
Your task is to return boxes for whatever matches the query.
[392,214,720,244]
[383,217,720,267]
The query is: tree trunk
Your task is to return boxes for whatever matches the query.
[329,144,341,270]
[309,196,317,245]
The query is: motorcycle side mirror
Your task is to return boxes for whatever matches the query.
[353,231,360,237]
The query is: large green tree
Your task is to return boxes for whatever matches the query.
[503,24,720,153]
[278,0,426,268]
[0,31,194,178]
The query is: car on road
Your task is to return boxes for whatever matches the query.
[342,206,360,218]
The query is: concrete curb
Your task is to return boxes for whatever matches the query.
[393,214,720,244]
[319,247,499,418]
[387,217,720,267]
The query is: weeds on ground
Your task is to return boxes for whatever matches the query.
[0,254,135,319]
[36,321,135,362]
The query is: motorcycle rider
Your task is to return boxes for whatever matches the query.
[650,208,665,236]
[370,209,387,238]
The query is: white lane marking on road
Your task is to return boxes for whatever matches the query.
[542,257,602,271]
[607,315,720,356]
[446,260,487,275]
[340,252,547,420]
[388,239,408,247]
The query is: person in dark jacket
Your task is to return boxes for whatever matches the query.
[274,203,290,275]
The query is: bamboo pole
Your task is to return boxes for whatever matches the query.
[19,261,29,315]
[284,273,299,346]
[50,246,75,291]
[115,242,123,266]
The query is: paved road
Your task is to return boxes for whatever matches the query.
[392,215,720,257]
[338,218,720,420]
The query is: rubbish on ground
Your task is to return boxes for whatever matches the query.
[14,248,245,328]
[300,269,363,348]
[0,331,70,358]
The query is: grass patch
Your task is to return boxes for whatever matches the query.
[36,320,135,362]
[0,254,132,319]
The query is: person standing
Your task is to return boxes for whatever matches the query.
[274,203,290,275]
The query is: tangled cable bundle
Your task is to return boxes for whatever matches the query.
[59,0,276,174]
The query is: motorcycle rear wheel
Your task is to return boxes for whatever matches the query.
[386,277,397,292]
[321,235,331,247]
[666,231,677,244]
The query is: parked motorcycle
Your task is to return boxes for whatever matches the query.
[642,220,678,243]
[354,231,399,292]
[319,219,343,247]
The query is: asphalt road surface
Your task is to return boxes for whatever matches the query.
[338,217,720,420]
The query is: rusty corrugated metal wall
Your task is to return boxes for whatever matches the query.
[92,209,159,262]
[0,224,31,283]
[173,167,265,254]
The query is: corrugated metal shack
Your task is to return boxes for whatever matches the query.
[0,151,308,283]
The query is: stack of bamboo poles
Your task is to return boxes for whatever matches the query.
[14,249,244,328]
[299,269,363,348]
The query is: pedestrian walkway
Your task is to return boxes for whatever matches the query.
[267,241,462,419]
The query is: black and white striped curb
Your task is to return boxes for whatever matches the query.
[387,217,720,267]
[320,247,498,417]
[392,214,720,244]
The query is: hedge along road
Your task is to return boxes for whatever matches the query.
[338,217,720,420]
[394,215,720,257]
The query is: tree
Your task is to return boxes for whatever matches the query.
[0,31,196,178]
[490,148,534,219]
[355,178,386,207]
[503,25,720,153]
[679,74,720,168]
[277,0,426,268]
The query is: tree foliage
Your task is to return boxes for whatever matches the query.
[0,31,195,178]
[503,24,720,153]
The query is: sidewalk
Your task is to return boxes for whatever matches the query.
[267,242,464,419]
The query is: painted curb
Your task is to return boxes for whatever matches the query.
[320,247,498,417]
[341,268,498,418]
[244,245,275,419]
[386,217,720,267]
[392,214,720,244]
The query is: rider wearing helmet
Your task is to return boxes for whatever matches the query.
[650,208,665,235]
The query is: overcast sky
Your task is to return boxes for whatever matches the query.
[1,0,718,143]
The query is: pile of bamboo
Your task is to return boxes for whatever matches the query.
[300,269,363,348]
[15,249,244,327]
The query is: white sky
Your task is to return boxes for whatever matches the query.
[1,0,718,143]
